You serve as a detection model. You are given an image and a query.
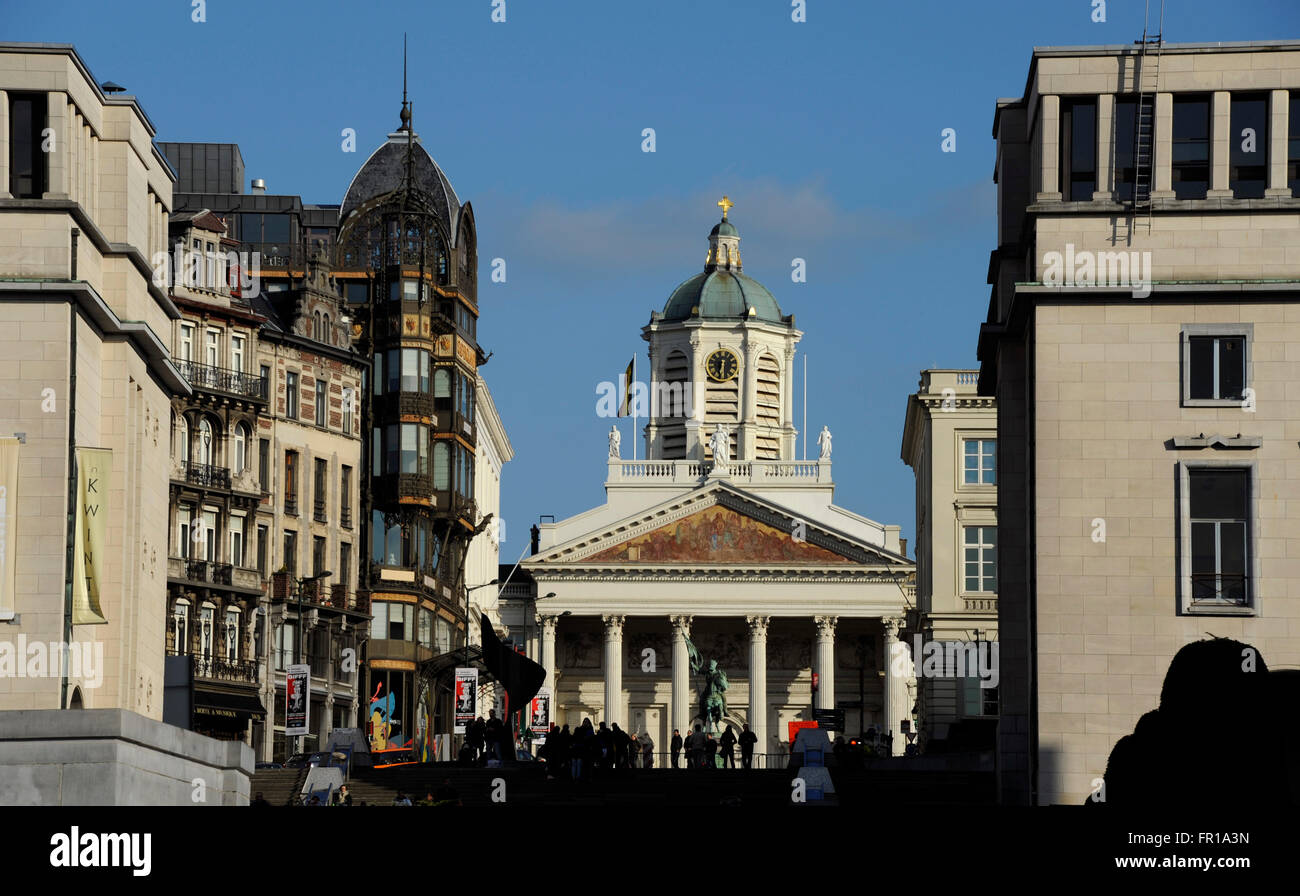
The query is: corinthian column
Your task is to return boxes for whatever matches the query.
[602,615,625,726]
[813,615,837,722]
[747,615,769,765]
[670,614,693,735]
[539,614,558,691]
[881,616,909,756]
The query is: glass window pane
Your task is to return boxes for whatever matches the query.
[1190,469,1248,519]
[1189,336,1214,399]
[1219,337,1245,400]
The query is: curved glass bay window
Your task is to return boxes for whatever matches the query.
[370,509,442,575]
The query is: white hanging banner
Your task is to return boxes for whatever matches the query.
[0,437,18,621]
[72,447,111,625]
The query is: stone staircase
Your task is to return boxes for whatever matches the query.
[251,768,310,806]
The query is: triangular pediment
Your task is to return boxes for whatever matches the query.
[587,503,851,564]
[527,483,906,569]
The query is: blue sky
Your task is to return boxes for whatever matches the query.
[8,0,1299,555]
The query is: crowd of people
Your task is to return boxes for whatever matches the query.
[457,709,513,766]
[532,720,762,778]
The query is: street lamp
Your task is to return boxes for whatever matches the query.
[293,569,331,758]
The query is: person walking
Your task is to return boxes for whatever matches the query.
[720,724,737,769]
[670,729,683,768]
[739,723,757,769]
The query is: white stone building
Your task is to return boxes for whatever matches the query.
[522,207,915,761]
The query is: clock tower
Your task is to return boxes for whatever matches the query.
[643,199,802,462]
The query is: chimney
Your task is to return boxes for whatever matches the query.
[251,178,266,194]
[899,538,908,558]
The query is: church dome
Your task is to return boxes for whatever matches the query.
[661,202,784,323]
[662,270,783,322]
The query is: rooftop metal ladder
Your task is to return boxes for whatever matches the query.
[1131,2,1165,232]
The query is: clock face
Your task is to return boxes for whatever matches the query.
[705,349,739,383]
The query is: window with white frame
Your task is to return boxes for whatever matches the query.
[172,600,189,653]
[231,334,246,373]
[962,439,996,485]
[179,322,194,362]
[225,607,240,661]
[233,422,249,475]
[205,329,220,368]
[1182,324,1251,405]
[178,504,194,559]
[963,526,997,593]
[1182,464,1252,610]
[229,515,245,567]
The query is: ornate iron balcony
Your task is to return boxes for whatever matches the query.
[176,359,268,402]
[182,461,231,490]
[181,559,234,585]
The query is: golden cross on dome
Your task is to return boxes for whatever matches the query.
[717,195,734,220]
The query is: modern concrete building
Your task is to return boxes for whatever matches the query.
[900,369,999,755]
[0,42,249,803]
[979,39,1300,805]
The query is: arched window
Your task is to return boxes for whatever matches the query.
[199,603,215,673]
[233,422,249,474]
[224,607,241,661]
[197,418,213,467]
[172,600,190,654]
[323,313,331,345]
[177,415,190,464]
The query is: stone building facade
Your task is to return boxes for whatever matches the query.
[980,39,1300,804]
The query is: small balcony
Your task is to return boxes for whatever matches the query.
[340,508,353,529]
[313,499,327,523]
[170,557,264,592]
[285,496,298,517]
[176,359,268,403]
[181,461,231,490]
[173,650,259,685]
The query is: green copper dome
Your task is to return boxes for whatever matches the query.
[662,269,784,322]
[661,207,785,323]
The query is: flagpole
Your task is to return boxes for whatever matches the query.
[632,354,638,461]
[802,354,807,461]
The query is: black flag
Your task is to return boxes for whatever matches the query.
[480,616,547,718]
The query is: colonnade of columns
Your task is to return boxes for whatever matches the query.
[533,612,913,755]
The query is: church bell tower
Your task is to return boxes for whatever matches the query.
[643,198,802,463]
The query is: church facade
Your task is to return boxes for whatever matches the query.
[522,204,916,761]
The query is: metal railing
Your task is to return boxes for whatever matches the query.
[526,750,789,770]
[285,497,298,517]
[176,359,268,401]
[1191,573,1248,606]
[313,500,327,523]
[182,461,231,490]
[170,649,259,685]
[340,508,353,529]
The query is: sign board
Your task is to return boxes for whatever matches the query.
[285,664,310,736]
[454,667,478,734]
[529,689,551,736]
[813,708,845,729]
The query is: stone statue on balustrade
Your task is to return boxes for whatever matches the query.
[608,425,621,459]
[818,425,832,460]
[709,423,730,470]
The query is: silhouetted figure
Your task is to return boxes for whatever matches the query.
[671,729,683,768]
[1096,637,1276,806]
[720,725,737,768]
[612,723,630,769]
[250,791,270,807]
[687,724,705,770]
[739,724,757,769]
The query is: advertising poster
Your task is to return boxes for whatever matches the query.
[529,689,551,737]
[286,664,310,737]
[454,667,477,734]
